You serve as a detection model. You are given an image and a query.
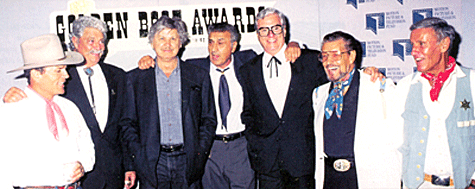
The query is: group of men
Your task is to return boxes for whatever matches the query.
[1,6,475,189]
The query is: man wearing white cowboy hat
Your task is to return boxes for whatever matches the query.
[3,16,136,189]
[0,33,95,189]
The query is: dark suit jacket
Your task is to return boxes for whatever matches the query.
[240,49,327,177]
[63,62,131,189]
[121,60,217,187]
[186,49,257,83]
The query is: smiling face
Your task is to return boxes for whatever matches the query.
[152,28,181,63]
[30,65,69,100]
[257,13,286,56]
[321,39,356,82]
[72,27,105,67]
[208,31,237,69]
[410,27,450,75]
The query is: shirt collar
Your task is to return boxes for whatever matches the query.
[211,54,235,72]
[411,64,465,84]
[263,44,287,65]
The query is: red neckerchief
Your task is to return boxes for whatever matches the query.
[28,86,69,140]
[421,56,456,102]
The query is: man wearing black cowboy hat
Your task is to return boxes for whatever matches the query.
[0,33,95,189]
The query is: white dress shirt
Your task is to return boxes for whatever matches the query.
[262,44,291,117]
[0,87,95,187]
[210,55,245,134]
[77,64,109,132]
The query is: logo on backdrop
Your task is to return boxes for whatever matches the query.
[392,39,412,61]
[360,41,366,58]
[412,8,433,24]
[363,40,386,58]
[413,7,456,24]
[347,0,403,9]
[366,13,385,35]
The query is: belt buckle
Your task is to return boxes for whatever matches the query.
[333,159,351,172]
[432,175,451,187]
[222,136,229,143]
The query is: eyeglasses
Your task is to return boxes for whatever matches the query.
[318,50,351,62]
[257,25,283,37]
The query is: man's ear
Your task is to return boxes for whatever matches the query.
[71,36,79,50]
[231,41,238,53]
[349,50,357,64]
[439,37,450,53]
[30,69,42,81]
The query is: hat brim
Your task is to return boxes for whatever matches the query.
[7,51,84,73]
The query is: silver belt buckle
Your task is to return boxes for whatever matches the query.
[333,159,351,172]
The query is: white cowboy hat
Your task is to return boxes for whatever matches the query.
[7,34,84,73]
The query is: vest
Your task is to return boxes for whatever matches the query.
[401,67,475,188]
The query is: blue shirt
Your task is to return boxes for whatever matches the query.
[155,60,184,145]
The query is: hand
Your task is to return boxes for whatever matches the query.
[284,41,301,63]
[138,55,155,70]
[363,66,386,82]
[466,179,475,189]
[67,161,85,183]
[124,171,136,189]
[3,87,27,103]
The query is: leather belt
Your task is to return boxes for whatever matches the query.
[214,131,244,143]
[160,144,184,152]
[16,182,79,189]
[424,173,454,187]
[324,156,354,172]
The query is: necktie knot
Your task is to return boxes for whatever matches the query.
[267,56,281,78]
[217,67,230,74]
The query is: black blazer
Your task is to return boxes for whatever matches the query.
[63,62,130,189]
[240,49,327,177]
[121,60,217,187]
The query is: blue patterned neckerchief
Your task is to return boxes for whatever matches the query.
[324,68,356,119]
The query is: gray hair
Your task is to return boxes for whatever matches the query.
[69,16,108,50]
[410,17,456,51]
[254,7,287,30]
[207,23,241,43]
[148,15,190,47]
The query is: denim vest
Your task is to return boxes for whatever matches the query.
[401,67,475,188]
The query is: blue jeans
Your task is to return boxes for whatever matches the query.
[156,149,188,189]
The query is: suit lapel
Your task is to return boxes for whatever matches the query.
[251,55,280,118]
[180,62,190,121]
[99,63,114,131]
[281,59,300,118]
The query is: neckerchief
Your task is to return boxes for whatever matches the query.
[324,68,355,119]
[29,86,69,140]
[421,56,456,102]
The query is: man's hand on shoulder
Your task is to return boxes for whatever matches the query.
[363,67,386,82]
[138,55,155,70]
[285,41,301,63]
[3,87,27,103]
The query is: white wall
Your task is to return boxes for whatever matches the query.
[1,0,474,95]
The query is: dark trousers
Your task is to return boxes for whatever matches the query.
[257,168,315,189]
[139,149,201,189]
[323,158,358,189]
[202,137,255,189]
